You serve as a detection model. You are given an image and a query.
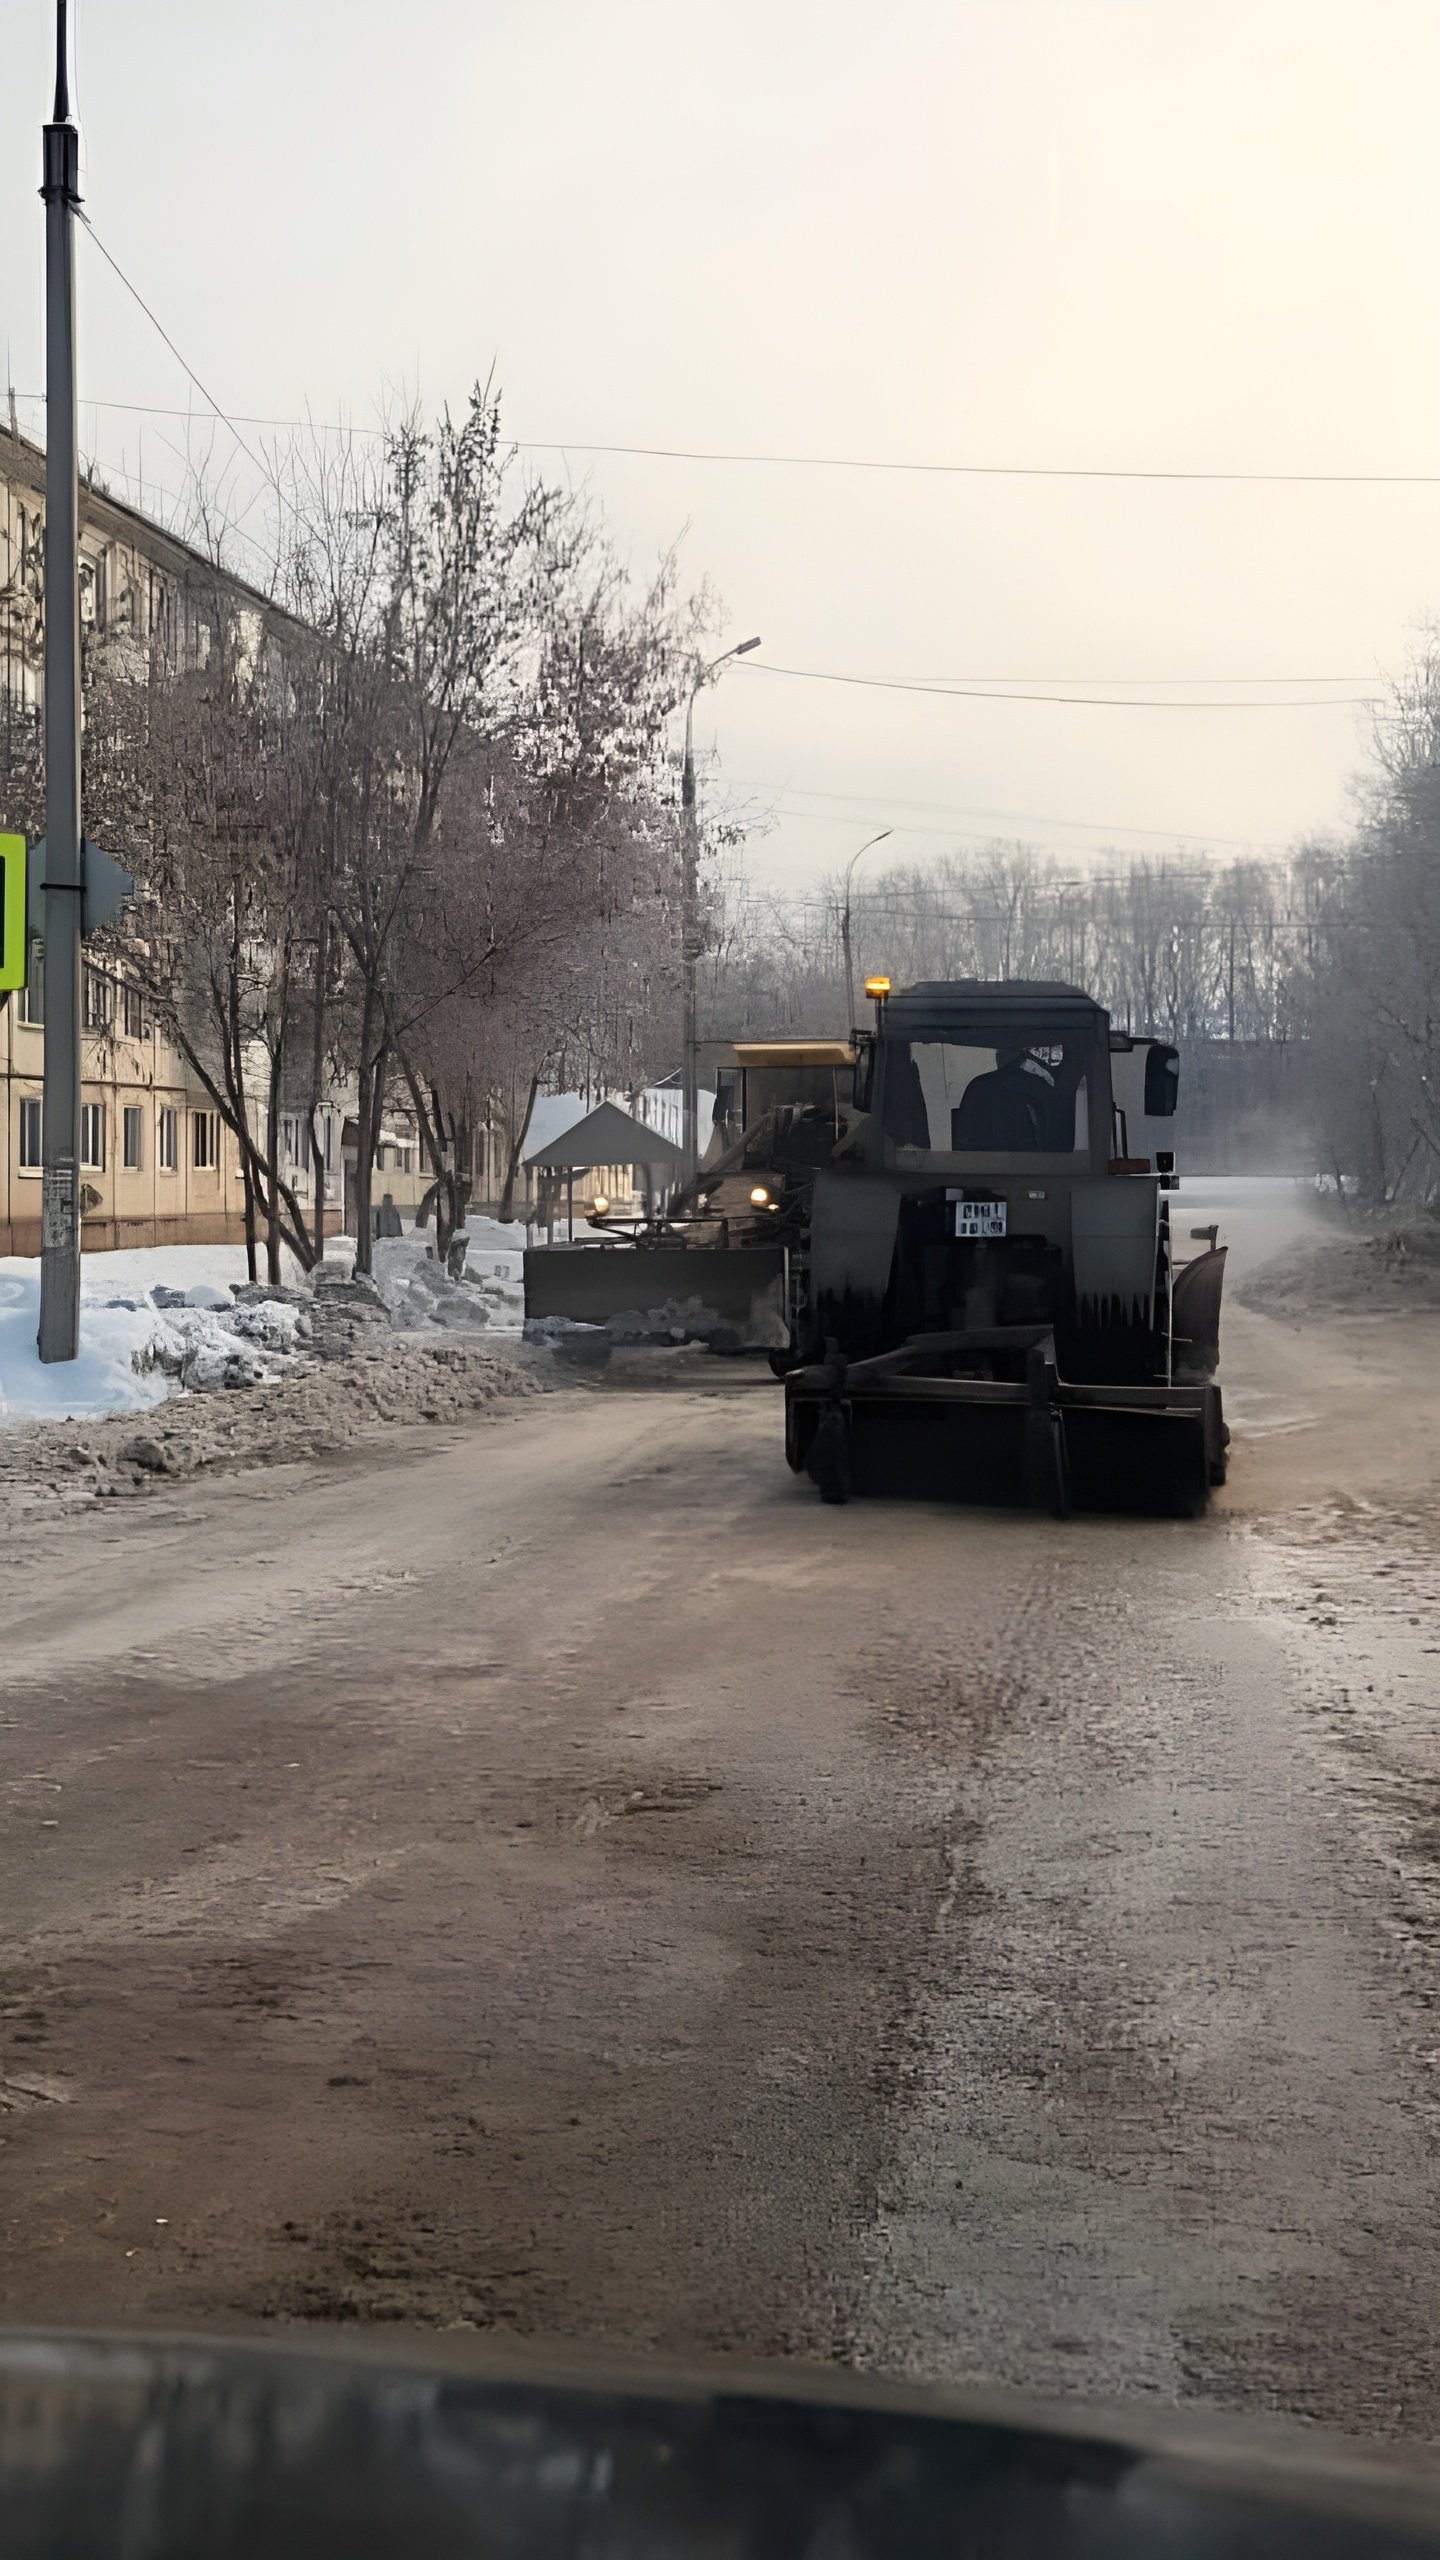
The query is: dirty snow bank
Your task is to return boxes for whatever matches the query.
[0,1224,535,1428]
[0,1336,553,1518]
[0,1256,316,1421]
[369,1228,525,1332]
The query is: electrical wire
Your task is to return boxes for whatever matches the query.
[2,412,1372,692]
[722,776,1290,850]
[759,802,1249,853]
[511,439,1440,489]
[70,225,271,487]
[17,389,1440,490]
[791,668,1369,686]
[741,661,1374,711]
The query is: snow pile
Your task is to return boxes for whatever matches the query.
[0,1253,313,1422]
[368,1226,527,1333]
[521,1313,614,1367]
[0,1338,549,1516]
[0,1266,176,1422]
[0,1219,547,1427]
[141,1292,313,1392]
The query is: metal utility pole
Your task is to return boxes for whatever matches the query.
[840,829,892,1029]
[680,634,760,1189]
[38,0,82,1363]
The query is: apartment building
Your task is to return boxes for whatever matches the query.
[0,421,279,1254]
[1,420,431,1254]
[0,940,248,1255]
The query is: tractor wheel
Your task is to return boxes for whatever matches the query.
[1206,1384,1229,1487]
[806,1407,853,1506]
[1025,1406,1072,1520]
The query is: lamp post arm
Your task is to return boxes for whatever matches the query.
[840,829,892,1030]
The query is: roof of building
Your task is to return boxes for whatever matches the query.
[524,1097,686,1173]
[1,423,311,639]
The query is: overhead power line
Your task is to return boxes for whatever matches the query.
[17,388,1440,490]
[73,221,270,487]
[760,802,1244,853]
[742,661,1374,711]
[515,440,1440,490]
[790,668,1368,686]
[2,407,1372,693]
[726,776,1290,850]
[10,389,389,441]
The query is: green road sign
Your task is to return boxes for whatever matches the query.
[0,835,26,992]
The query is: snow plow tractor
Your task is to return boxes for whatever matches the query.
[784,980,1227,1516]
[522,1040,855,1353]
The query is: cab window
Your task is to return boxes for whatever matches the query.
[882,1041,1089,1155]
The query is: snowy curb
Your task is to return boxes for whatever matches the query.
[0,1225,531,1427]
[0,1337,554,1516]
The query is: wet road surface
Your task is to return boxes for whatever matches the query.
[4,1179,1440,2442]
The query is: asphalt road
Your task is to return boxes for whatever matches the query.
[4,1178,1440,2443]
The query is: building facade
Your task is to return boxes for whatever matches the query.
[1,419,431,1256]
[1,421,274,1255]
[0,942,248,1254]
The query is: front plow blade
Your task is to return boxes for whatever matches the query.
[525,1241,787,1349]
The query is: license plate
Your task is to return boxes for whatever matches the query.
[955,1198,1007,1239]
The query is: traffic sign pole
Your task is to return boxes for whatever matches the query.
[38,0,82,1364]
[0,837,26,992]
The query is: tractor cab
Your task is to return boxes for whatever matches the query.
[785,980,1226,1515]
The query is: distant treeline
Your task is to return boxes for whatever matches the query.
[703,759,1440,1200]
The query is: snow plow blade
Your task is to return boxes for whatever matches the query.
[524,1241,787,1350]
[785,1335,1226,1516]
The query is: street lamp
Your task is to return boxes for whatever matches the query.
[680,634,760,1188]
[840,829,892,1028]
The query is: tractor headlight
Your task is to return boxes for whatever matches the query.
[750,1185,772,1208]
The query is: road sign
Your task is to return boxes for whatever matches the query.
[0,834,25,991]
[26,834,134,940]
[78,839,133,935]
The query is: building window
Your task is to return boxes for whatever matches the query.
[17,938,43,1026]
[282,1114,304,1168]
[80,1102,105,1170]
[192,1109,219,1170]
[397,1142,414,1174]
[122,983,144,1039]
[18,1096,41,1171]
[123,1105,143,1170]
[323,1113,336,1173]
[158,1106,178,1173]
[82,968,112,1031]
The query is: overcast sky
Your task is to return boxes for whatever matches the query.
[4,0,1440,897]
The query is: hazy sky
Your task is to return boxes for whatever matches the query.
[5,0,1440,897]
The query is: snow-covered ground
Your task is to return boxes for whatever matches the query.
[10,1242,303,1304]
[0,1252,316,1423]
[0,1215,614,1426]
[0,1265,176,1423]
